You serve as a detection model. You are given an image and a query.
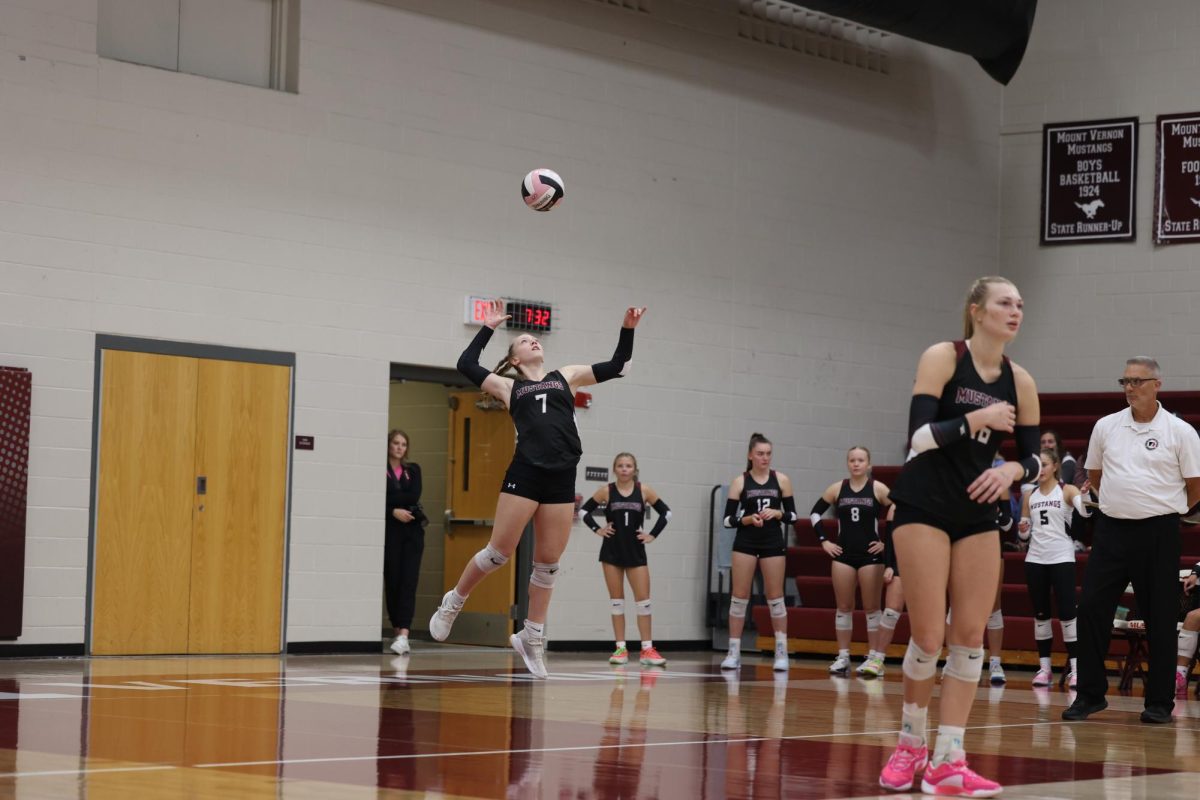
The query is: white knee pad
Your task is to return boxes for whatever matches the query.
[473,544,509,573]
[610,598,625,616]
[768,596,786,619]
[1061,617,1078,643]
[529,561,559,589]
[729,596,749,619]
[902,640,939,681]
[943,644,985,683]
[987,610,1004,630]
[835,610,853,631]
[1178,629,1198,660]
[880,608,901,630]
[1034,617,1053,641]
[636,599,652,617]
[866,610,881,633]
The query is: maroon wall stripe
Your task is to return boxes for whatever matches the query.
[0,367,32,639]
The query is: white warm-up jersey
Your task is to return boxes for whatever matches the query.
[1026,483,1075,565]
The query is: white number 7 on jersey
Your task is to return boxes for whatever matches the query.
[535,393,547,413]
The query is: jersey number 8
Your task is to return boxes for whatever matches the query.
[850,507,860,522]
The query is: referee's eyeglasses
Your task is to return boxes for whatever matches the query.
[1117,377,1158,388]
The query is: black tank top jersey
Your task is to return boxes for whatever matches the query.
[836,478,881,553]
[891,341,1018,524]
[605,482,645,535]
[740,470,783,535]
[508,369,582,470]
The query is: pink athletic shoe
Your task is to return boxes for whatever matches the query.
[921,758,1002,797]
[1031,668,1052,687]
[879,742,928,792]
[1177,670,1188,697]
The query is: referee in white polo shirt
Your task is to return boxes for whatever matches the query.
[1063,357,1200,724]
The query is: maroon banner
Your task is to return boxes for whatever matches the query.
[0,367,31,639]
[1154,112,1200,244]
[1041,117,1138,244]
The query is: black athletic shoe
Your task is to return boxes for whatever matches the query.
[1140,705,1173,724]
[1062,696,1108,720]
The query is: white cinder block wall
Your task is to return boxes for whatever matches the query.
[1000,0,1200,391]
[0,0,1003,646]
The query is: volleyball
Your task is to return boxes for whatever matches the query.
[521,168,564,211]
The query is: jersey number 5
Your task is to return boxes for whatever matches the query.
[1038,509,1049,527]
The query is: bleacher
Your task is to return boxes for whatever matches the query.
[751,391,1200,670]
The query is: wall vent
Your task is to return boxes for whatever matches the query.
[737,0,890,74]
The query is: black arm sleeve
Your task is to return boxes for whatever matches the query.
[590,327,634,383]
[909,393,972,448]
[781,496,797,524]
[810,498,830,541]
[723,497,742,529]
[580,497,601,532]
[648,498,671,538]
[1014,425,1041,482]
[457,325,495,388]
[883,521,897,571]
[995,499,1013,532]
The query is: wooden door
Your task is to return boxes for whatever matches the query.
[444,391,516,646]
[92,351,198,655]
[188,359,290,654]
[91,350,290,655]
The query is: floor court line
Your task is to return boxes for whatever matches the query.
[0,720,1076,779]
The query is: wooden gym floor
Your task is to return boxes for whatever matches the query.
[0,646,1198,799]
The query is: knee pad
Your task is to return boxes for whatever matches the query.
[1034,617,1053,641]
[1179,629,1199,660]
[610,598,625,616]
[943,644,985,683]
[987,610,1004,630]
[729,596,748,619]
[529,561,559,589]
[866,610,881,633]
[880,608,901,630]
[768,596,786,619]
[835,610,853,631]
[636,599,652,617]
[473,544,509,574]
[902,640,939,682]
[1061,617,1077,643]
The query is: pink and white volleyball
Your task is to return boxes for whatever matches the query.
[521,168,564,212]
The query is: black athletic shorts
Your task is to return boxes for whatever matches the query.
[732,528,786,559]
[599,535,648,569]
[834,551,884,570]
[500,460,576,505]
[892,500,997,543]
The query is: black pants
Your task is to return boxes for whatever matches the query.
[1025,561,1077,659]
[1076,513,1180,709]
[384,524,425,631]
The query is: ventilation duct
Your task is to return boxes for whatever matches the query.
[783,0,1037,84]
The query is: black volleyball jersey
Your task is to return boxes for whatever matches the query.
[509,370,582,470]
[739,470,783,534]
[836,478,881,552]
[605,482,645,535]
[891,341,1018,523]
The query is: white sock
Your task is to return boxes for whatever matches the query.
[932,724,966,766]
[641,640,652,650]
[990,656,1002,668]
[1039,656,1051,671]
[1179,665,1189,675]
[728,640,741,655]
[524,620,544,639]
[449,589,467,607]
[1070,657,1077,673]
[899,701,927,747]
[616,640,626,649]
[838,648,850,658]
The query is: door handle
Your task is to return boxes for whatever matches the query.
[196,476,207,495]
